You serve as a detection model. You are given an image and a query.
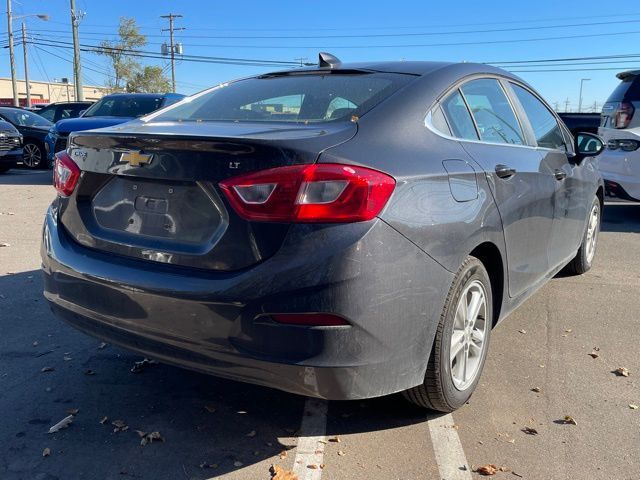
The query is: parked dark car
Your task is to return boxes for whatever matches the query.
[45,93,185,165]
[558,112,601,136]
[42,55,605,412]
[36,101,93,123]
[0,107,52,168]
[0,119,23,173]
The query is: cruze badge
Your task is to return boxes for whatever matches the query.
[121,151,153,167]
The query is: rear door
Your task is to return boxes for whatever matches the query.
[442,78,556,298]
[508,82,585,268]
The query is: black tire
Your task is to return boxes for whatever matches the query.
[402,256,493,412]
[22,141,44,169]
[565,196,601,275]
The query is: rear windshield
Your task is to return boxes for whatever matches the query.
[151,72,413,123]
[83,96,165,118]
[606,76,640,103]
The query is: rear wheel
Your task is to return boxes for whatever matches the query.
[565,196,600,275]
[403,256,492,412]
[23,142,43,169]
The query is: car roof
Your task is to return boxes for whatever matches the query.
[102,93,183,99]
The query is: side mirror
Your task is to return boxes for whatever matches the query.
[573,132,604,161]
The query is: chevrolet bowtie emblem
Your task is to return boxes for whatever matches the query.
[121,151,153,167]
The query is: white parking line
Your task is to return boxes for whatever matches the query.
[292,398,328,479]
[428,413,472,479]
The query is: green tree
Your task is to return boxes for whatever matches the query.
[126,66,172,93]
[99,17,169,92]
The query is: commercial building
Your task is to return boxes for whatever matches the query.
[0,77,108,106]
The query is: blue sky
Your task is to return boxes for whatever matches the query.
[3,0,639,111]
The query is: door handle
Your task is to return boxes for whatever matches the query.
[495,164,516,178]
[554,169,567,181]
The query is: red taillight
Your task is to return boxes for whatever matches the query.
[614,102,635,129]
[219,163,395,223]
[270,313,349,326]
[53,151,80,197]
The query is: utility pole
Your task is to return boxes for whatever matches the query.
[6,0,18,106]
[564,98,570,112]
[161,13,184,93]
[70,0,84,101]
[21,22,31,107]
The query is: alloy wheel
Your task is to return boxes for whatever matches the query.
[450,280,488,391]
[23,143,42,168]
[585,202,600,264]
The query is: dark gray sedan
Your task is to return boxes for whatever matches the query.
[41,54,604,412]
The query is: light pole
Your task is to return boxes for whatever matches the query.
[5,2,49,107]
[578,78,591,113]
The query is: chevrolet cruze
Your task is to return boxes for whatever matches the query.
[42,54,605,412]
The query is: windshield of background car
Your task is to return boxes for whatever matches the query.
[83,96,164,118]
[151,72,414,123]
[0,109,52,127]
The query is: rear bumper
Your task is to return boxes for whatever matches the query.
[41,205,453,400]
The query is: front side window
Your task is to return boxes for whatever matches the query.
[151,73,413,123]
[0,109,52,127]
[461,79,524,145]
[511,84,565,150]
[440,90,478,140]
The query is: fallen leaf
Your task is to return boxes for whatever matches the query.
[130,358,157,374]
[66,408,79,415]
[475,464,498,476]
[41,366,54,373]
[521,427,538,435]
[518,329,526,334]
[0,242,10,247]
[564,328,572,333]
[588,351,599,359]
[629,404,639,410]
[233,461,243,467]
[614,367,630,377]
[328,436,341,443]
[139,431,164,446]
[270,464,298,480]
[84,369,95,376]
[279,450,288,459]
[204,404,216,413]
[199,462,218,469]
[307,464,318,469]
[246,430,256,438]
[63,356,72,361]
[99,416,108,425]
[531,387,541,393]
[562,415,577,425]
[42,447,51,457]
[337,450,346,456]
[48,415,74,434]
[32,341,39,347]
[112,419,129,433]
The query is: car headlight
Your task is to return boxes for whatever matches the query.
[606,139,640,152]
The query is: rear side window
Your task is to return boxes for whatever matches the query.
[152,72,413,123]
[461,79,524,145]
[511,84,565,150]
[440,90,478,140]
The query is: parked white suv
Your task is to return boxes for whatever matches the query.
[598,70,640,201]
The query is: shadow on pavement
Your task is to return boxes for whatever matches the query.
[0,169,52,186]
[0,270,434,480]
[601,200,640,233]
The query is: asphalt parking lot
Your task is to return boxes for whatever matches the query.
[1,169,639,480]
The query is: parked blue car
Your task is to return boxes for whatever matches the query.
[45,92,184,165]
